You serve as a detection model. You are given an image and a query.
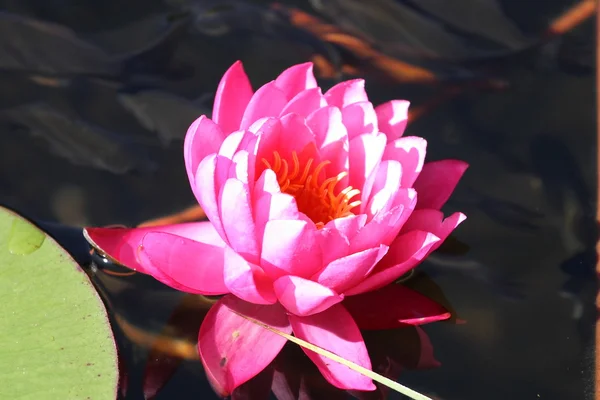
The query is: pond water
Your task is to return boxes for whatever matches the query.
[0,0,596,399]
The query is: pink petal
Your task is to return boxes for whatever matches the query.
[401,210,467,253]
[223,246,277,304]
[348,133,387,196]
[341,101,378,140]
[375,100,410,141]
[289,303,375,391]
[273,275,344,316]
[195,154,228,241]
[413,159,469,210]
[261,220,322,279]
[306,106,350,185]
[343,284,451,330]
[324,79,368,108]
[280,88,326,117]
[217,129,256,161]
[352,188,417,252]
[311,246,387,293]
[240,81,288,130]
[307,105,347,149]
[382,136,427,188]
[345,230,440,295]
[278,113,317,158]
[274,62,318,100]
[140,231,229,295]
[85,224,222,292]
[364,160,402,218]
[213,61,254,134]
[318,214,367,264]
[198,295,290,396]
[184,115,226,188]
[219,178,259,263]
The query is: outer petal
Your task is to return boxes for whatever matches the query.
[199,295,290,396]
[261,220,322,279]
[375,100,410,141]
[141,231,228,295]
[289,304,375,391]
[341,101,378,140]
[382,136,427,188]
[343,284,451,330]
[413,160,469,210]
[311,246,387,293]
[219,178,259,263]
[213,61,254,134]
[240,81,288,130]
[345,230,440,295]
[401,210,467,253]
[84,224,224,293]
[274,62,318,100]
[280,88,326,117]
[223,246,277,305]
[273,275,344,316]
[184,115,226,188]
[324,79,368,108]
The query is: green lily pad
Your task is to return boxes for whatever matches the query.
[0,206,118,399]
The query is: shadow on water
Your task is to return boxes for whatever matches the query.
[0,0,596,399]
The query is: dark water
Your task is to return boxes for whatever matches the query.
[0,0,596,399]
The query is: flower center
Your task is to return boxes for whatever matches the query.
[261,150,361,228]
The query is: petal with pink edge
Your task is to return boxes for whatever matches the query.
[199,295,290,396]
[184,115,225,187]
[194,154,228,241]
[318,214,367,264]
[382,136,427,188]
[312,245,387,293]
[348,132,387,196]
[280,88,326,117]
[307,105,347,149]
[345,230,440,295]
[343,284,450,330]
[341,101,378,140]
[213,61,254,134]
[289,303,375,391]
[141,231,228,295]
[273,275,344,316]
[306,106,350,183]
[401,210,467,253]
[375,100,410,141]
[240,81,288,130]
[223,246,277,304]
[261,219,322,279]
[352,188,417,252]
[364,160,402,218]
[413,159,469,210]
[274,62,318,100]
[324,79,368,108]
[219,178,259,263]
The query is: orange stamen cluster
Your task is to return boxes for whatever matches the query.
[261,150,361,227]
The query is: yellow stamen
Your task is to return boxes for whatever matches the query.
[260,149,361,227]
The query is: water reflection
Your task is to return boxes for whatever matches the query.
[0,0,595,399]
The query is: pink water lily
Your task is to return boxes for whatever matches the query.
[85,61,467,395]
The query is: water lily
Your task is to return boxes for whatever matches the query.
[85,61,467,395]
